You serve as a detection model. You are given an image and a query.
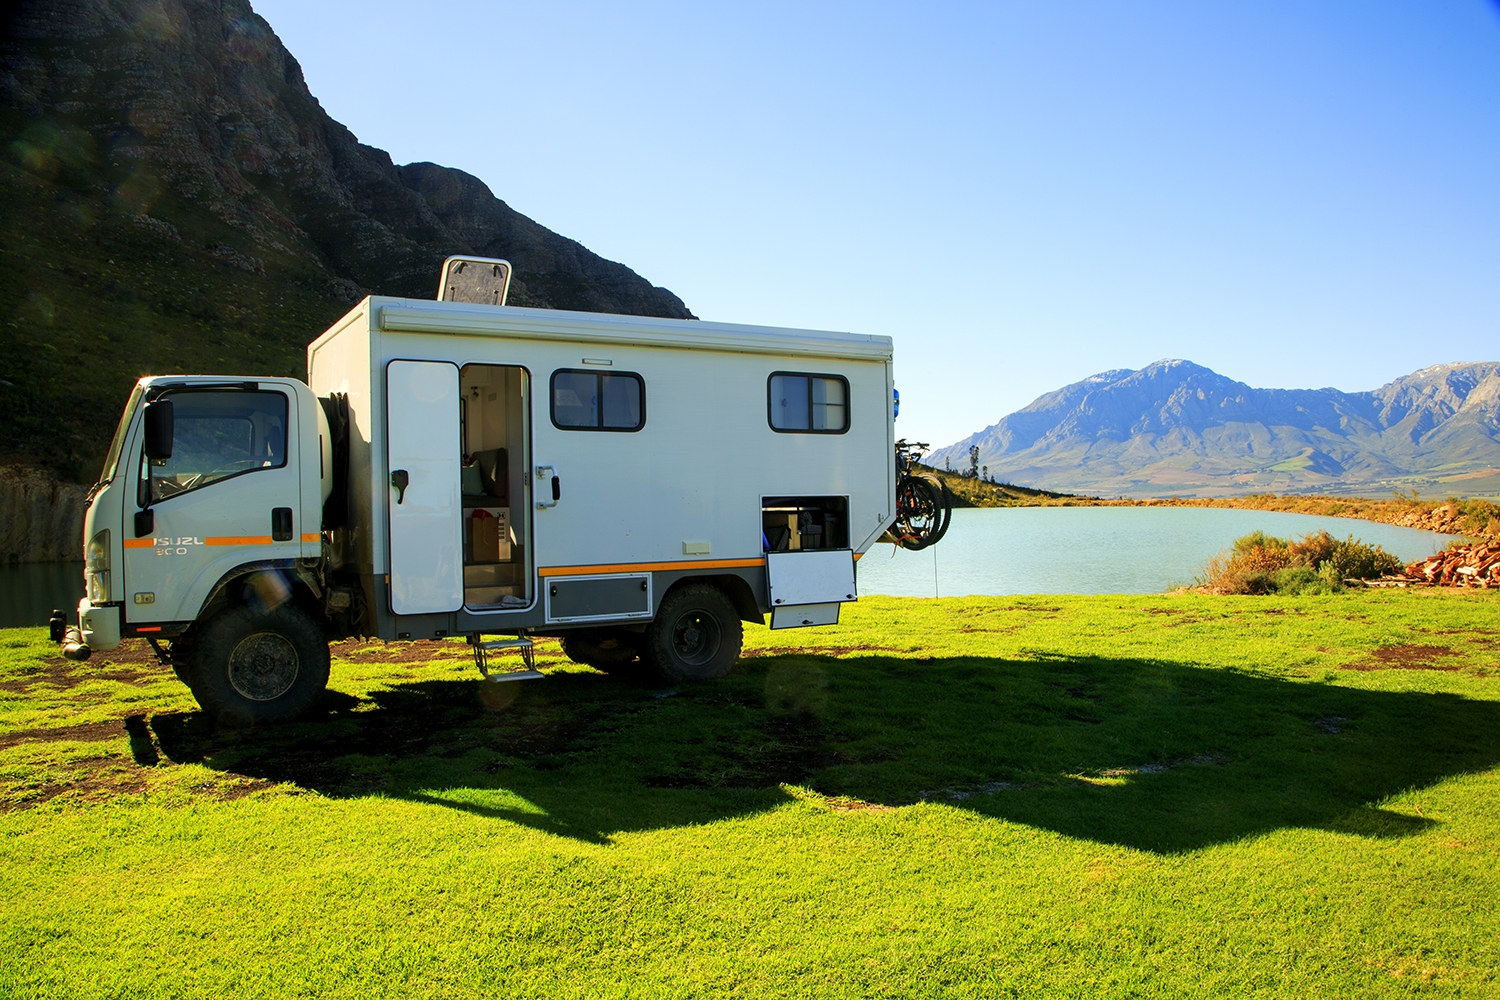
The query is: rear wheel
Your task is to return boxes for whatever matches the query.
[560,628,643,669]
[188,605,330,725]
[645,583,742,682]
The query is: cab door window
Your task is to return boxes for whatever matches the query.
[145,390,288,502]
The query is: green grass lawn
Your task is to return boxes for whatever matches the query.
[2,591,1498,998]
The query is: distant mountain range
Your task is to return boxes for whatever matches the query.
[929,360,1500,499]
[1,0,690,481]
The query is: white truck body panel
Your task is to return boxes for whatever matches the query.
[307,297,898,630]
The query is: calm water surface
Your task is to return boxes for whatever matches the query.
[855,506,1458,598]
[0,509,1461,627]
[1,562,85,629]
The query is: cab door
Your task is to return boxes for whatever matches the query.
[122,385,302,624]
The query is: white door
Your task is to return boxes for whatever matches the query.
[123,385,303,623]
[387,361,463,614]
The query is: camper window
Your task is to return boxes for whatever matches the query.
[768,373,848,433]
[551,370,644,431]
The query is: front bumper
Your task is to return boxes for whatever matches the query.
[78,599,121,651]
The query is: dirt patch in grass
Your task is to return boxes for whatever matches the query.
[0,719,124,749]
[329,640,474,665]
[0,641,166,694]
[741,646,904,659]
[2,755,148,811]
[823,795,894,814]
[1343,645,1462,672]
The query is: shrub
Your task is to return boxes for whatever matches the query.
[1272,565,1340,596]
[1197,529,1401,595]
[1326,535,1402,579]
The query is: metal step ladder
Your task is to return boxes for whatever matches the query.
[469,635,544,682]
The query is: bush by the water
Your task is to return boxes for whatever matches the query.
[1198,530,1402,595]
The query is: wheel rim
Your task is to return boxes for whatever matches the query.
[228,631,300,701]
[669,610,721,667]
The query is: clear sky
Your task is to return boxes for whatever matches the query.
[252,0,1500,450]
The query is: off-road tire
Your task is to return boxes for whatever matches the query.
[188,605,330,725]
[167,638,195,687]
[560,628,643,669]
[645,583,742,682]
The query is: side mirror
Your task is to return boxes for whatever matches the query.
[143,400,174,460]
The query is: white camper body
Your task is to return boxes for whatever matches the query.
[70,290,903,721]
[307,297,898,640]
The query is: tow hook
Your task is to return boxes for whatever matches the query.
[51,609,91,661]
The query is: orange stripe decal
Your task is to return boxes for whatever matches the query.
[122,539,154,549]
[205,536,275,546]
[301,533,320,543]
[538,557,764,578]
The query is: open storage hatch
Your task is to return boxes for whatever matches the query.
[762,495,855,628]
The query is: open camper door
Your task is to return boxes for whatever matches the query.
[386,361,463,614]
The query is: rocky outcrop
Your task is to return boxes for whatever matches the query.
[0,0,693,498]
[0,465,87,563]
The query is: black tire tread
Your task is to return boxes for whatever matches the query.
[645,583,742,682]
[187,605,330,725]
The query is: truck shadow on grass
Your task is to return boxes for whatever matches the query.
[147,652,1500,853]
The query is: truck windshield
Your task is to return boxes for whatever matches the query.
[150,389,288,501]
[98,383,144,486]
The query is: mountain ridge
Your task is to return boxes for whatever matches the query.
[1,0,690,482]
[930,360,1500,498]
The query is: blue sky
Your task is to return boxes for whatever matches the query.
[253,0,1500,449]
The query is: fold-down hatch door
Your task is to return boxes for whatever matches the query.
[765,550,856,629]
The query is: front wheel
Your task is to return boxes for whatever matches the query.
[186,605,330,724]
[645,583,742,682]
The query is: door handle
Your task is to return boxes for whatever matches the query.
[391,469,409,504]
[535,466,559,509]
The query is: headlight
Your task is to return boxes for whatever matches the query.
[86,529,110,603]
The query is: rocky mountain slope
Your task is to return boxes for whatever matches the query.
[1,0,691,492]
[930,360,1500,498]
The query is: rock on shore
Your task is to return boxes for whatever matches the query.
[0,465,87,563]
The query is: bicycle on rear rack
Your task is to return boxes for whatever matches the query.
[887,440,953,550]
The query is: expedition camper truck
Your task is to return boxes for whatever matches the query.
[65,283,914,723]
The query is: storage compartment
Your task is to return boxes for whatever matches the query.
[762,496,848,552]
[545,574,652,623]
[765,548,857,630]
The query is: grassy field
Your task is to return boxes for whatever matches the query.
[2,591,1499,998]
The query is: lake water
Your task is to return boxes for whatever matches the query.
[1,561,86,630]
[0,508,1460,628]
[854,506,1458,598]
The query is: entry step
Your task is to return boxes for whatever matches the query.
[477,638,533,652]
[469,634,541,681]
[484,669,545,683]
